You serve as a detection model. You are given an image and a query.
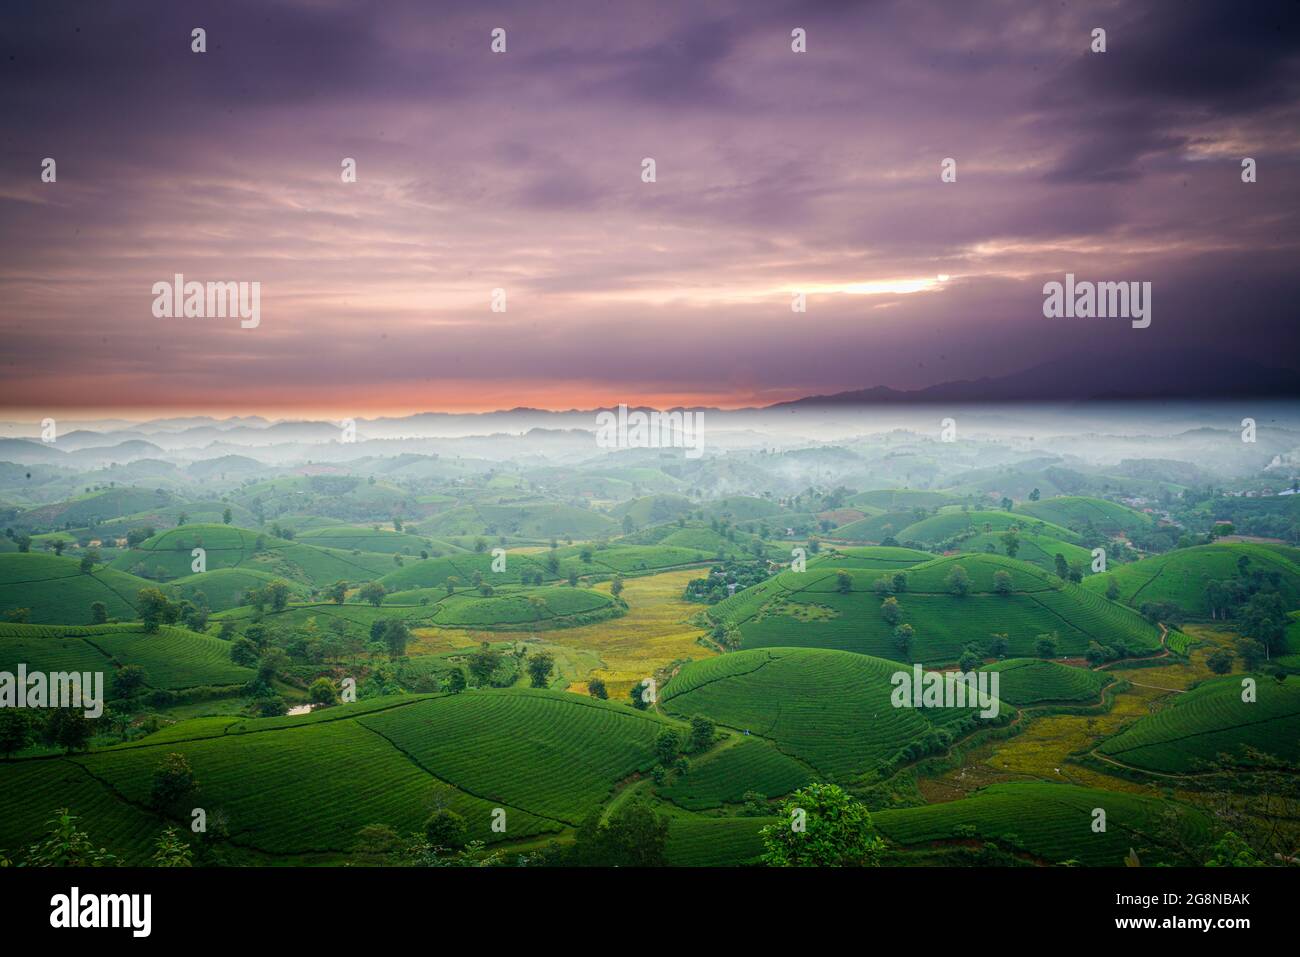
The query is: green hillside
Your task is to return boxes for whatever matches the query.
[0,622,255,691]
[379,552,553,591]
[420,503,616,540]
[831,510,920,542]
[711,554,1160,663]
[662,647,1003,782]
[664,816,776,866]
[424,586,623,629]
[897,509,1080,546]
[0,689,677,861]
[1082,543,1300,618]
[109,524,398,587]
[611,494,694,527]
[0,553,150,624]
[849,490,956,511]
[656,737,811,810]
[167,567,310,612]
[296,525,466,556]
[979,658,1111,706]
[874,782,1210,866]
[956,531,1093,574]
[1016,496,1154,535]
[14,487,175,529]
[1096,675,1300,773]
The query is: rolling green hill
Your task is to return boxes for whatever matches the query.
[424,586,623,629]
[1096,674,1300,773]
[109,524,398,587]
[0,689,678,862]
[662,647,1003,782]
[14,487,175,529]
[897,509,1080,546]
[956,531,1093,574]
[0,622,255,691]
[420,503,617,540]
[711,553,1160,663]
[1082,543,1300,618]
[166,567,310,612]
[848,490,956,511]
[656,737,811,810]
[296,525,466,556]
[664,816,777,866]
[610,494,694,528]
[874,782,1210,866]
[979,658,1111,706]
[831,510,920,542]
[1016,496,1154,535]
[0,553,151,624]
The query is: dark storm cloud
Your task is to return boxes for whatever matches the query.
[0,0,1298,414]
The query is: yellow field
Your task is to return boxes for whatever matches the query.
[920,624,1243,803]
[410,569,715,699]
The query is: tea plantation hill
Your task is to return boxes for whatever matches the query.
[1083,542,1300,618]
[709,550,1161,664]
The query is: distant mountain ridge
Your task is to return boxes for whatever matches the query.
[769,350,1298,407]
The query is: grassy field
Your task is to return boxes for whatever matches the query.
[409,568,717,700]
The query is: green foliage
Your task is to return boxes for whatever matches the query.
[151,826,193,867]
[760,783,885,867]
[526,650,555,688]
[21,808,119,867]
[149,752,198,812]
[570,801,670,867]
[424,809,468,851]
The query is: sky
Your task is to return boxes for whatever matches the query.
[1,0,1298,417]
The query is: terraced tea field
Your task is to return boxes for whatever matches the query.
[359,689,671,824]
[980,659,1111,706]
[1096,674,1300,773]
[0,622,255,691]
[0,553,149,624]
[1082,542,1300,618]
[662,648,1000,781]
[721,554,1160,663]
[875,782,1209,866]
[656,737,812,810]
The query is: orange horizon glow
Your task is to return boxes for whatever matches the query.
[0,381,822,422]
